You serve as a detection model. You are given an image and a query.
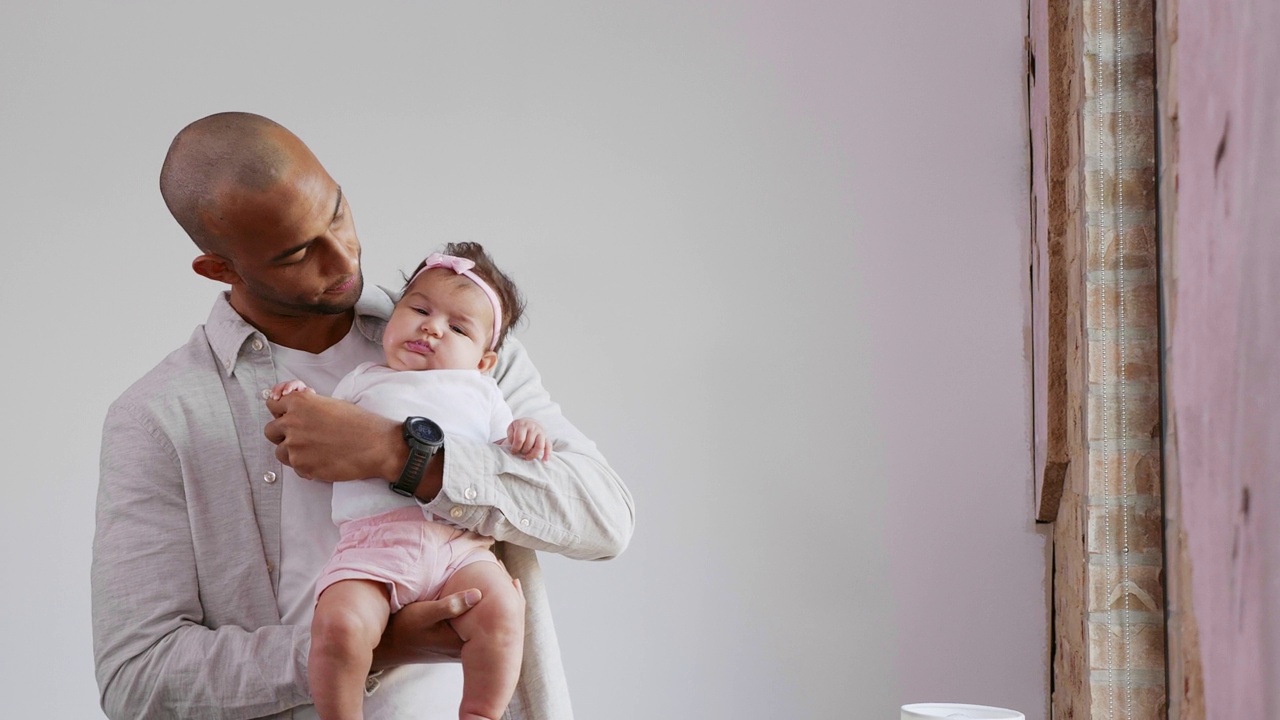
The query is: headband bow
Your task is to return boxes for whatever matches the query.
[409,253,503,350]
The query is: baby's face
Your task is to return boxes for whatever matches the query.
[383,269,497,372]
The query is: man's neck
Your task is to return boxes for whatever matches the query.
[230,296,356,354]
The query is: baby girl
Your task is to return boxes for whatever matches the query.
[273,243,546,720]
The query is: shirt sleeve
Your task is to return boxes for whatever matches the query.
[91,403,312,719]
[421,337,635,560]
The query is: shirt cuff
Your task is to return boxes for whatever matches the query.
[420,434,498,527]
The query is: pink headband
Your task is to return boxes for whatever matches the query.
[409,253,503,350]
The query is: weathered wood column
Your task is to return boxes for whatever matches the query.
[1031,0,1165,717]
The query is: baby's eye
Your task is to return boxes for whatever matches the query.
[450,325,468,337]
[413,307,429,316]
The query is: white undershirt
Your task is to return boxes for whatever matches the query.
[270,326,463,720]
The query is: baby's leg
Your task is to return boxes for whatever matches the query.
[442,561,525,720]
[309,579,393,720]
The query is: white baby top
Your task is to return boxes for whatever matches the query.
[331,362,514,524]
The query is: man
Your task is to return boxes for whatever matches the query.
[91,112,633,719]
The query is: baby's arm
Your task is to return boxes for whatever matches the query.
[269,379,314,400]
[505,418,553,462]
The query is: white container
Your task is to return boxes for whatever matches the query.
[901,703,1024,720]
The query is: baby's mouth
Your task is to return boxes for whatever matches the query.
[406,340,434,354]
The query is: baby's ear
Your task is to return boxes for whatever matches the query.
[477,350,498,374]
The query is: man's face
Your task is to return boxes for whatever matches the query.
[203,152,363,318]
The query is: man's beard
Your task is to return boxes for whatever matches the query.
[247,272,364,317]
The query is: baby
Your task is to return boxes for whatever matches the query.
[273,243,547,720]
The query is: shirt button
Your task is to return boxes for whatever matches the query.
[449,507,464,519]
[251,338,265,352]
[520,517,531,527]
[263,471,277,484]
[261,388,272,400]
[463,486,477,500]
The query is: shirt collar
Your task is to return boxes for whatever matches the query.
[204,283,398,376]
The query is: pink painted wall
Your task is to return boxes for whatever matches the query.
[1173,0,1280,715]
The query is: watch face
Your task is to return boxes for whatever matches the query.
[407,417,445,445]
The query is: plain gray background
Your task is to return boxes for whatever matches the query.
[0,2,1049,718]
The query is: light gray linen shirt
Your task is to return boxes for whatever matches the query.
[92,286,634,720]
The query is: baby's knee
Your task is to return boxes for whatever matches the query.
[312,605,381,654]
[471,583,525,647]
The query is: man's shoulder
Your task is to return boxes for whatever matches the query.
[109,326,224,421]
[491,334,536,391]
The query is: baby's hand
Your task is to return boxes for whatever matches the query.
[505,418,552,462]
[269,379,314,401]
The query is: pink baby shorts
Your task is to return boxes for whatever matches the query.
[315,506,498,612]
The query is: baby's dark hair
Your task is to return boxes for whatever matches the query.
[403,242,526,350]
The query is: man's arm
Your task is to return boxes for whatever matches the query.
[92,403,472,719]
[266,337,635,560]
[427,336,635,559]
[92,403,310,719]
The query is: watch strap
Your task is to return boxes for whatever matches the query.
[390,445,434,497]
[390,419,443,498]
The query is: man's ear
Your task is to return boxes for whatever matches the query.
[192,253,240,285]
[477,350,499,374]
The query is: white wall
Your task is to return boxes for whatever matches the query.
[0,2,1047,718]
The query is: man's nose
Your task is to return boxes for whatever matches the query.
[319,233,359,273]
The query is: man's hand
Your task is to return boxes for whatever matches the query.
[369,589,477,670]
[370,579,523,670]
[264,391,407,482]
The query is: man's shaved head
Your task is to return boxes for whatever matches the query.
[159,112,311,254]
[160,112,362,345]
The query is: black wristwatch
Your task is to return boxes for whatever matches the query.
[390,416,445,498]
